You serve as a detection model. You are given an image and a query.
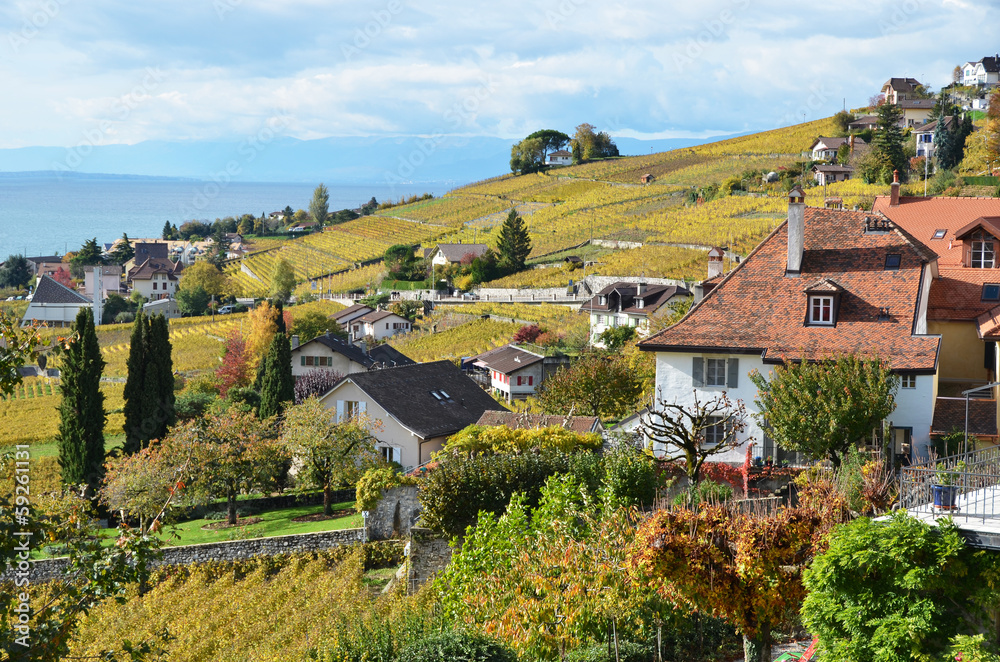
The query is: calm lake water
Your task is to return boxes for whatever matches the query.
[0,175,450,258]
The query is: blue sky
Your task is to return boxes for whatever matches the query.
[1,0,998,149]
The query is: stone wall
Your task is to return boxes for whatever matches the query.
[366,485,421,541]
[406,527,453,594]
[3,528,365,583]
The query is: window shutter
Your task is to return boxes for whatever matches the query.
[727,358,739,388]
[336,400,344,422]
[300,356,306,366]
[692,357,704,387]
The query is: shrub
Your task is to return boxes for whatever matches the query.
[601,445,664,508]
[174,391,216,421]
[512,324,542,343]
[672,479,734,507]
[444,425,602,455]
[396,630,518,662]
[113,311,135,324]
[355,466,418,512]
[565,641,653,662]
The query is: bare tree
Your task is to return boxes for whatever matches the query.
[640,390,751,484]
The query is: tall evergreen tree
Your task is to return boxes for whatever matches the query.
[258,332,294,419]
[310,183,330,225]
[57,308,106,495]
[495,209,532,274]
[870,103,908,183]
[108,233,135,266]
[123,311,175,453]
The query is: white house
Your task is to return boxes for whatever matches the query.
[348,310,411,343]
[898,99,935,128]
[82,265,123,299]
[430,243,489,267]
[290,332,414,378]
[547,149,572,166]
[331,304,374,328]
[961,56,1000,87]
[581,281,690,345]
[809,137,864,162]
[318,361,507,469]
[811,164,854,185]
[912,116,954,158]
[637,186,942,465]
[473,344,545,402]
[21,275,92,327]
[128,258,182,301]
[881,77,923,104]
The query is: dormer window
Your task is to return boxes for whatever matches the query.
[599,296,607,305]
[635,298,644,309]
[932,229,947,240]
[809,295,835,325]
[972,230,996,268]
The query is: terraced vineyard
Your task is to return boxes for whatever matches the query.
[0,382,125,446]
[388,317,521,363]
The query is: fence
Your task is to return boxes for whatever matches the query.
[898,445,1000,523]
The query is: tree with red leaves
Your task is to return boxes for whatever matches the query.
[215,328,252,397]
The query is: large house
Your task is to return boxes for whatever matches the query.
[21,275,92,327]
[638,186,942,465]
[582,281,690,345]
[472,344,546,402]
[912,116,954,158]
[881,77,923,104]
[347,310,412,343]
[318,361,507,468]
[874,191,1000,443]
[128,258,182,301]
[961,56,1000,87]
[291,332,414,378]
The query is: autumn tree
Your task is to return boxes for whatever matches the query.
[510,136,545,175]
[57,308,106,496]
[640,391,750,484]
[291,309,345,342]
[100,443,182,531]
[179,259,231,298]
[570,123,619,163]
[245,300,281,369]
[537,350,643,420]
[630,503,829,662]
[309,183,330,225]
[750,355,897,468]
[281,398,381,515]
[163,409,285,525]
[51,266,74,289]
[215,327,253,397]
[495,209,532,274]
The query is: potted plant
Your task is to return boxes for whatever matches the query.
[765,455,774,468]
[753,456,763,468]
[932,460,965,510]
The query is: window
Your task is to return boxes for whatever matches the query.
[304,356,315,366]
[983,284,1000,301]
[884,254,901,270]
[335,399,365,422]
[705,358,727,386]
[901,374,917,389]
[635,298,644,309]
[972,230,996,268]
[379,446,401,464]
[809,295,834,325]
[704,416,725,446]
[599,296,607,305]
[152,282,157,290]
[932,229,947,240]
[596,314,604,324]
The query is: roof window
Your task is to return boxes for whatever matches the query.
[932,229,947,240]
[884,254,901,271]
[983,284,1000,302]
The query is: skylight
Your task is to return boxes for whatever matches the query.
[983,284,1000,302]
[884,254,901,271]
[932,229,947,240]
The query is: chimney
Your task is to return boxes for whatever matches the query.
[359,339,368,355]
[707,247,724,279]
[637,282,646,295]
[849,134,855,155]
[291,334,300,350]
[890,169,900,207]
[786,185,805,276]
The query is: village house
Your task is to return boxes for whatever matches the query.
[811,164,854,185]
[912,116,954,158]
[331,303,374,328]
[81,265,123,299]
[128,255,183,301]
[874,190,1000,444]
[897,98,935,128]
[21,274,92,327]
[348,310,412,343]
[318,360,507,468]
[961,56,1000,87]
[581,281,690,345]
[430,243,489,267]
[472,344,546,402]
[638,186,942,465]
[881,77,924,104]
[809,136,864,162]
[290,331,414,378]
[847,115,879,132]
[547,149,573,166]
[25,256,64,280]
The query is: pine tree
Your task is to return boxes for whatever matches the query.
[258,333,294,419]
[871,103,908,183]
[123,312,175,453]
[495,209,532,274]
[57,308,106,495]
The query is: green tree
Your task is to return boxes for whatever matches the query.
[175,284,210,316]
[750,355,898,468]
[802,514,1000,662]
[258,332,294,419]
[123,311,175,454]
[495,209,532,274]
[510,137,546,175]
[597,325,636,351]
[538,350,643,420]
[179,259,231,298]
[162,220,175,240]
[291,310,346,342]
[270,258,296,301]
[310,183,330,225]
[107,233,135,266]
[859,103,907,183]
[70,238,105,277]
[571,123,619,163]
[0,254,31,289]
[281,398,381,515]
[57,308,106,496]
[832,110,856,134]
[525,129,571,160]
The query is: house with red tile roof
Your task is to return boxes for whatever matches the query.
[472,344,545,402]
[875,190,1000,442]
[638,186,942,464]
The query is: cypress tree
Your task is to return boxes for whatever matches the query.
[124,311,175,453]
[57,308,106,496]
[123,311,149,454]
[495,209,532,274]
[258,333,294,419]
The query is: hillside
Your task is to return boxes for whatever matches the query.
[228,116,918,293]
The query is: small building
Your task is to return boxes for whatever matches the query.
[348,310,412,343]
[291,331,414,378]
[289,221,319,233]
[809,136,864,162]
[430,243,490,267]
[912,116,954,158]
[82,265,123,299]
[318,360,507,469]
[847,115,879,132]
[881,77,923,104]
[547,150,572,166]
[961,56,1000,87]
[331,304,374,328]
[640,174,654,184]
[581,281,691,345]
[475,411,604,435]
[473,344,546,402]
[21,275,92,327]
[811,164,854,185]
[143,298,181,319]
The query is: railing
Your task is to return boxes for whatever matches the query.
[899,446,1000,523]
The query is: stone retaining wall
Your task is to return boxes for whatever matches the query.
[406,527,453,594]
[366,485,421,541]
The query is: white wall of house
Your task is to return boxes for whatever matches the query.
[490,363,543,401]
[132,274,176,300]
[351,315,411,342]
[652,350,936,465]
[590,312,647,344]
[290,345,367,378]
[21,301,91,327]
[82,271,121,298]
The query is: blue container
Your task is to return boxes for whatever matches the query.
[933,484,959,509]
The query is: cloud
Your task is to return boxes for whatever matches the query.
[1,0,999,148]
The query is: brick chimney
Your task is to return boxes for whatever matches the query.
[707,247,724,279]
[786,185,805,276]
[890,169,900,207]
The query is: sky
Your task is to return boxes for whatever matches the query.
[1,0,998,150]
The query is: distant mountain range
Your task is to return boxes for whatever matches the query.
[0,134,743,185]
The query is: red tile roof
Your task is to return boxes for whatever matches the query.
[638,207,940,371]
[976,304,1000,340]
[931,397,998,438]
